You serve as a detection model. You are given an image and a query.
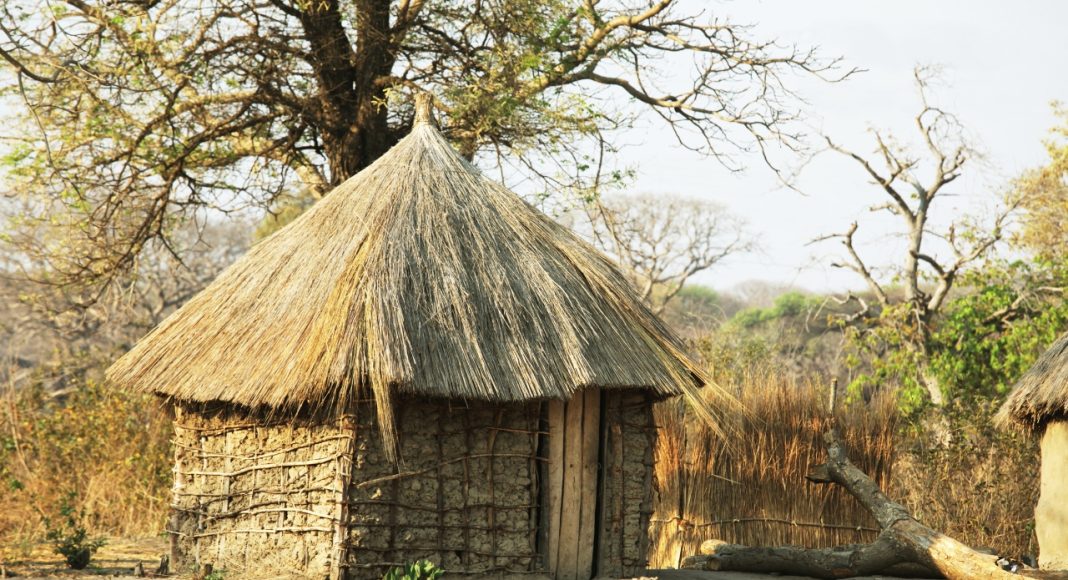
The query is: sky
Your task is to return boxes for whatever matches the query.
[622,0,1068,293]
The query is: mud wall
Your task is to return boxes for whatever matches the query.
[1038,420,1068,570]
[345,398,543,578]
[598,390,657,577]
[169,393,657,579]
[170,405,348,578]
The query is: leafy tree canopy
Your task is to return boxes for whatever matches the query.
[0,0,846,305]
[1016,104,1068,260]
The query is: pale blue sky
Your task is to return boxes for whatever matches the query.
[622,0,1068,292]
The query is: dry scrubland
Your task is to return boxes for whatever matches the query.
[0,380,172,553]
[649,369,1039,567]
[0,365,1039,569]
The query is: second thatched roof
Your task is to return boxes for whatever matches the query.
[996,332,1068,430]
[106,98,730,440]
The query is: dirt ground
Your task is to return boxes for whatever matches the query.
[0,537,933,579]
[0,536,168,579]
[645,571,935,580]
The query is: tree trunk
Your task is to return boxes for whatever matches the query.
[684,538,936,578]
[297,0,399,184]
[919,361,945,407]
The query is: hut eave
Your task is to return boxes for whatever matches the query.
[996,332,1068,431]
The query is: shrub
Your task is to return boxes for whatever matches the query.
[43,493,107,569]
[0,368,171,551]
[383,560,444,580]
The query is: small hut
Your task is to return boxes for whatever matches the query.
[996,332,1068,571]
[107,96,729,579]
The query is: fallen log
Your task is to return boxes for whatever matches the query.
[682,429,1068,580]
[684,538,938,578]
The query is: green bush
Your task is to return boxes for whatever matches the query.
[383,560,445,580]
[44,493,106,569]
[730,291,818,328]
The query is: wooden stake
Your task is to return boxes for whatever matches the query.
[577,389,601,580]
[330,415,357,580]
[546,400,565,576]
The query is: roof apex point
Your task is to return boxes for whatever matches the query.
[413,92,436,127]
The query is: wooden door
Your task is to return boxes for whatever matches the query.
[545,388,601,580]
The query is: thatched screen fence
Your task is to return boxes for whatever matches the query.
[649,371,897,568]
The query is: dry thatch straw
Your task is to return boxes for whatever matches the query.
[649,367,898,568]
[996,332,1068,430]
[106,95,737,459]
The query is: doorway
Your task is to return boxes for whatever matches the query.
[543,388,602,580]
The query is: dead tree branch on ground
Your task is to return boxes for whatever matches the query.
[684,430,1068,579]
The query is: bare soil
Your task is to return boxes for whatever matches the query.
[0,538,935,579]
[0,536,168,579]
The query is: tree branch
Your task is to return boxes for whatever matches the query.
[684,430,1060,580]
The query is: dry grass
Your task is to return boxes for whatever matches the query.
[0,376,171,559]
[649,368,898,568]
[890,410,1039,559]
[649,368,1040,565]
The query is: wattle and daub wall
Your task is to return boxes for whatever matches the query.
[169,391,656,578]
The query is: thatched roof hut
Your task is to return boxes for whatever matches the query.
[996,331,1068,571]
[996,332,1068,430]
[107,95,729,579]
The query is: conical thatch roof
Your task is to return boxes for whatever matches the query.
[107,98,730,454]
[996,332,1068,430]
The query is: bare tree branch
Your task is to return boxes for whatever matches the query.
[812,68,1017,405]
[576,193,752,314]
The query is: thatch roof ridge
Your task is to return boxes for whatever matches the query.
[996,331,1068,430]
[107,111,735,454]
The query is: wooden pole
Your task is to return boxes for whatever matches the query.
[330,415,357,580]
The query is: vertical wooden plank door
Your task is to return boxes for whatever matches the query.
[546,388,601,580]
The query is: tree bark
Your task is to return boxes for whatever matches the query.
[297,0,398,184]
[684,538,937,578]
[682,430,1068,580]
